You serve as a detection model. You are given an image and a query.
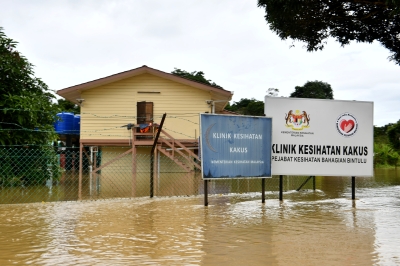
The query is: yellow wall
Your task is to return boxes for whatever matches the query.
[80,73,212,141]
[100,146,188,174]
[100,147,151,174]
[93,147,200,197]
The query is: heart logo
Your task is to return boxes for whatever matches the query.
[340,119,355,133]
[336,113,358,137]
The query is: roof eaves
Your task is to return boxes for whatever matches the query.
[57,65,233,99]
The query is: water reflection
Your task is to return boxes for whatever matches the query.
[0,168,399,265]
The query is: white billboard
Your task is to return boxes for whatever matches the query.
[264,97,373,176]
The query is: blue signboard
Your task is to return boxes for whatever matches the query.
[200,114,272,179]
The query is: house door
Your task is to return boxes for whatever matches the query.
[137,101,153,125]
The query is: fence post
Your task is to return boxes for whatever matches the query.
[150,153,154,198]
[79,143,83,200]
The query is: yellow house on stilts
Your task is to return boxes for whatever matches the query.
[57,65,233,199]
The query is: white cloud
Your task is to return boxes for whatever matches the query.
[1,0,399,126]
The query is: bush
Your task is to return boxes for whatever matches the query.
[0,146,62,187]
[374,143,399,168]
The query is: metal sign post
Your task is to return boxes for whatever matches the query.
[204,180,208,206]
[262,178,266,203]
[200,114,272,206]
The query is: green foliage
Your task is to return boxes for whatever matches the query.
[0,146,62,187]
[387,120,400,150]
[374,143,399,167]
[258,0,400,65]
[0,27,58,145]
[387,152,399,166]
[55,99,80,114]
[290,81,334,99]
[266,88,279,97]
[374,124,392,144]
[374,122,400,168]
[171,68,223,89]
[226,90,280,115]
[225,98,265,116]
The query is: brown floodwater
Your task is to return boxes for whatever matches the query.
[0,168,399,265]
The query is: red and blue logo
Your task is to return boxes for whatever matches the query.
[336,113,358,137]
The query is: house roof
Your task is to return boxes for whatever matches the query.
[57,65,233,105]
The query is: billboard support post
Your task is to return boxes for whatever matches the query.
[204,180,208,206]
[352,176,356,200]
[262,178,266,203]
[279,175,283,201]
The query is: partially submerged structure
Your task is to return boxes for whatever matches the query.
[57,65,233,197]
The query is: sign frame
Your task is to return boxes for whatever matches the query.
[200,113,272,180]
[264,97,374,177]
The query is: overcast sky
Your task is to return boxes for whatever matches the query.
[1,0,399,126]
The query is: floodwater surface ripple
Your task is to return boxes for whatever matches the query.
[0,169,400,265]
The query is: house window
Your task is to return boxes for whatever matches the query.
[137,101,153,124]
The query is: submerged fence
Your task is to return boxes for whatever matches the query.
[0,146,315,204]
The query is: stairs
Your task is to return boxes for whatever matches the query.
[157,129,201,172]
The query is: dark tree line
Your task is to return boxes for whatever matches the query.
[258,0,400,65]
[290,81,333,99]
[226,81,333,116]
[171,68,223,89]
[225,98,265,116]
[374,121,400,167]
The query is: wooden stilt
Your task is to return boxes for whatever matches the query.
[132,134,136,198]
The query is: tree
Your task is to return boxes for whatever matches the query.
[290,81,334,99]
[374,142,399,167]
[373,122,400,167]
[388,120,400,150]
[55,99,80,114]
[0,27,58,145]
[266,88,279,97]
[374,123,392,144]
[172,68,269,115]
[171,68,223,88]
[225,98,265,116]
[257,0,400,65]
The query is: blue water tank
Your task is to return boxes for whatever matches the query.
[54,112,74,134]
[73,115,81,135]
